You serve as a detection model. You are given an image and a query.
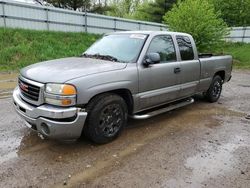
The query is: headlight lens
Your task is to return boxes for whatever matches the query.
[45,84,77,106]
[45,83,76,95]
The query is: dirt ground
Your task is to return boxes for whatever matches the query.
[0,70,249,188]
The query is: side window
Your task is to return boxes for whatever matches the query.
[176,36,194,61]
[147,35,176,63]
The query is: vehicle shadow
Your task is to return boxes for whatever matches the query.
[127,94,207,129]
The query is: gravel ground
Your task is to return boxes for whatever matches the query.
[0,70,249,188]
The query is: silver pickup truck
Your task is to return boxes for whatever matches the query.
[13,31,232,143]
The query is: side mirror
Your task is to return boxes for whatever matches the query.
[143,53,161,66]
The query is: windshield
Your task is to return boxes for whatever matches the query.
[83,34,147,63]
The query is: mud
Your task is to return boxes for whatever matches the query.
[0,70,249,188]
[0,72,18,99]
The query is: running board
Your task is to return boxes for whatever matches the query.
[130,98,194,120]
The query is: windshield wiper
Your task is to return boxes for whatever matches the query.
[81,53,119,62]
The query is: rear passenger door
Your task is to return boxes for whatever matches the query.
[176,36,200,98]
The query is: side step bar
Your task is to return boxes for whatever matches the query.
[130,98,194,120]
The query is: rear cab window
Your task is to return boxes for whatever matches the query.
[176,36,194,61]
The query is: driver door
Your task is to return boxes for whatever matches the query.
[138,35,181,110]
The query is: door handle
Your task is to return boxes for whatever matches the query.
[174,67,181,74]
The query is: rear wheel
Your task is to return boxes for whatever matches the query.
[205,75,223,103]
[84,93,128,144]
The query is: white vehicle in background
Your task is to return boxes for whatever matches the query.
[11,0,53,6]
[12,0,41,5]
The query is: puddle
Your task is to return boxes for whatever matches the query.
[0,134,22,164]
[184,135,247,186]
[0,129,50,164]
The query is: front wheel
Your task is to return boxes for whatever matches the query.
[205,75,223,103]
[84,93,128,144]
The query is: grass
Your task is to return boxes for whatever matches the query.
[215,42,250,69]
[0,28,249,71]
[0,28,100,71]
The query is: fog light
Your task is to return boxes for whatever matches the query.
[41,123,50,135]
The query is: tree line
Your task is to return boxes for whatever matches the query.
[42,0,250,27]
[40,0,250,51]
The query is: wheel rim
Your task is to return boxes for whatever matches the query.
[212,81,221,98]
[99,104,123,137]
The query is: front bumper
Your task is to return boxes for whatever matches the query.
[13,87,87,140]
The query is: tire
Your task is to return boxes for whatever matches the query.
[205,75,223,103]
[83,93,128,144]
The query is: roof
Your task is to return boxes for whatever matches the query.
[108,30,192,37]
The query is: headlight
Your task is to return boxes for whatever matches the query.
[44,83,77,106]
[45,83,76,95]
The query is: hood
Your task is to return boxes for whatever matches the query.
[21,57,127,83]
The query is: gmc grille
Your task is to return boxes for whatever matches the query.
[18,78,40,101]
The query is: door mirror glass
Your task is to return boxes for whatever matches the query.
[143,53,161,66]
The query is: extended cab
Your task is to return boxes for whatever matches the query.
[13,31,232,143]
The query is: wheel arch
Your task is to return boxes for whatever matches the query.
[86,89,134,115]
[214,70,225,82]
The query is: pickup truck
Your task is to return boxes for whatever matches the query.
[13,31,232,144]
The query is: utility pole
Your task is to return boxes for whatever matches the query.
[165,0,167,12]
[84,3,87,33]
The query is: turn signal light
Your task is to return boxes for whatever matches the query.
[62,85,77,95]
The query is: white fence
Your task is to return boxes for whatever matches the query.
[0,0,249,43]
[226,27,250,43]
[0,0,167,34]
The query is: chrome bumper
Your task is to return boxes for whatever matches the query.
[13,87,87,140]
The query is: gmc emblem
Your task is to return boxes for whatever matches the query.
[20,82,29,92]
